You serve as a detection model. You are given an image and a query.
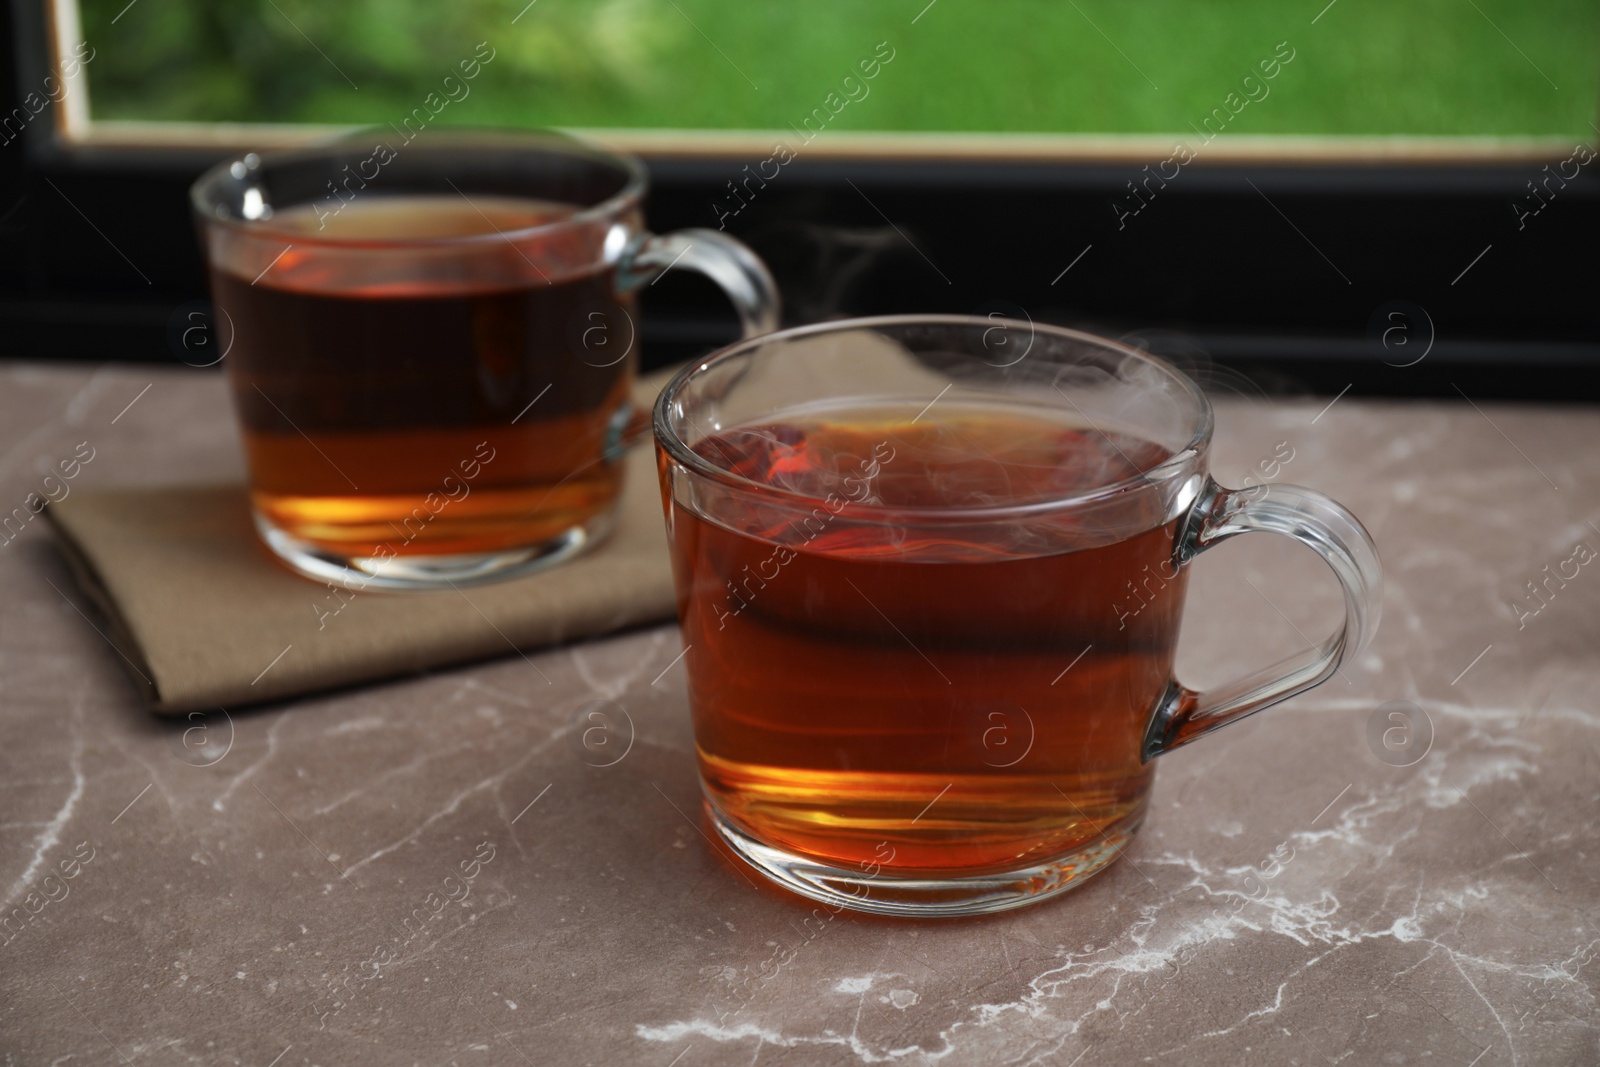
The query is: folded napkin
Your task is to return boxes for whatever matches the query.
[45,375,679,716]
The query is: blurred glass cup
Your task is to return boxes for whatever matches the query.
[192,129,778,589]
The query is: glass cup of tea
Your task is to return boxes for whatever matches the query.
[191,129,779,589]
[654,315,1381,917]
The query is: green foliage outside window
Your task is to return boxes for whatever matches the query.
[78,0,1599,138]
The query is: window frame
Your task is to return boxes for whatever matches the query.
[5,0,1597,399]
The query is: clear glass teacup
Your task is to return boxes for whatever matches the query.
[192,129,779,589]
[654,315,1381,917]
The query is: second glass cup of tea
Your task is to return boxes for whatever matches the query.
[655,316,1382,917]
[191,129,778,589]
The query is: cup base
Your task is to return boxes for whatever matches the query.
[252,508,616,591]
[709,804,1135,918]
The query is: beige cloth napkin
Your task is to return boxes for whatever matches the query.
[45,375,679,716]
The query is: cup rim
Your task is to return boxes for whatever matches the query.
[653,314,1216,521]
[189,127,649,251]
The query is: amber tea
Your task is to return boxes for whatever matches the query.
[670,404,1188,878]
[215,195,635,565]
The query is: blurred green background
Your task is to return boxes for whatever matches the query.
[80,0,1599,137]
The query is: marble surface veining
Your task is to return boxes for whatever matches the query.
[0,363,1597,1065]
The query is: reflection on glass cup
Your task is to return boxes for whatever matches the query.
[654,316,1382,917]
[191,130,779,589]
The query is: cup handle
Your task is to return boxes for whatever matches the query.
[616,228,781,339]
[1141,477,1383,762]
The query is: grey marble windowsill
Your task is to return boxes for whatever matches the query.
[1,362,1595,1065]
